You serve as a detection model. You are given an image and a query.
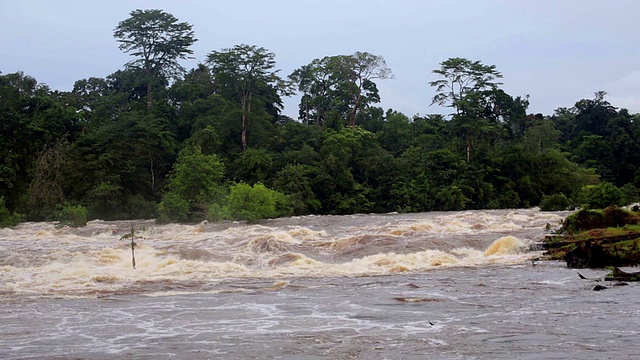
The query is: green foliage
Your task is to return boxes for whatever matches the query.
[167,145,225,204]
[206,203,227,222]
[114,9,197,109]
[56,204,88,228]
[435,185,471,211]
[223,182,292,221]
[579,182,625,209]
[562,207,639,233]
[620,183,640,205]
[0,197,25,228]
[5,41,640,222]
[429,57,502,113]
[539,193,570,211]
[288,52,392,128]
[157,192,190,223]
[206,44,283,149]
[158,145,225,222]
[272,164,321,215]
[230,148,274,185]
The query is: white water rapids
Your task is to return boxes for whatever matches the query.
[2,209,640,359]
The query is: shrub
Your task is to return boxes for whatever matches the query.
[578,182,625,209]
[223,183,292,221]
[56,204,88,228]
[157,192,190,223]
[539,193,570,211]
[0,197,25,228]
[620,183,640,206]
[158,145,226,223]
[206,203,227,222]
[124,194,157,219]
[562,206,639,233]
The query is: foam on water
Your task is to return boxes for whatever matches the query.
[0,209,559,298]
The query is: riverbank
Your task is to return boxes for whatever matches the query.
[542,206,640,269]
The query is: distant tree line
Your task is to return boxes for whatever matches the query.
[1,9,639,226]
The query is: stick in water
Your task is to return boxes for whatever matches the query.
[130,224,136,269]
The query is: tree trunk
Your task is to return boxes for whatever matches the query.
[241,93,250,150]
[466,129,471,162]
[304,95,309,126]
[149,155,155,191]
[147,83,153,109]
[348,87,362,127]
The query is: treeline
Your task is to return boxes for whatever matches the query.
[1,9,640,226]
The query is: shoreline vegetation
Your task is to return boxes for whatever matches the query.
[541,205,640,284]
[2,9,640,229]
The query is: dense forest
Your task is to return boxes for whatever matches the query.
[2,9,640,226]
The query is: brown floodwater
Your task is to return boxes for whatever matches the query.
[1,209,639,359]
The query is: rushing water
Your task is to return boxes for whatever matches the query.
[1,209,639,359]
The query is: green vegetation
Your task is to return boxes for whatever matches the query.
[2,9,640,224]
[0,197,25,228]
[559,206,640,234]
[578,182,625,209]
[223,183,291,221]
[539,193,570,211]
[544,207,640,267]
[56,204,88,228]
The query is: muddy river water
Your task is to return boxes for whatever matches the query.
[1,209,639,359]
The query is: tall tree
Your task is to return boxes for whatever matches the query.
[289,52,392,128]
[289,57,334,126]
[429,58,503,161]
[114,9,197,109]
[336,52,393,126]
[429,57,502,115]
[206,44,284,150]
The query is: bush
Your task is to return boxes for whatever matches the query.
[620,183,640,205]
[539,193,570,211]
[56,204,88,228]
[562,206,640,233]
[206,203,227,222]
[157,192,190,223]
[0,197,25,228]
[223,183,292,221]
[124,194,157,219]
[158,145,226,223]
[578,182,625,209]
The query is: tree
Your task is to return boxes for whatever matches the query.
[158,145,225,222]
[114,9,197,109]
[429,57,502,115]
[0,72,78,213]
[337,52,393,126]
[206,44,284,150]
[289,52,393,128]
[288,57,335,126]
[429,58,503,161]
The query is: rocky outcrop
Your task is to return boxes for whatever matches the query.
[543,207,640,268]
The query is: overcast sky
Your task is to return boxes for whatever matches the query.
[2,0,639,118]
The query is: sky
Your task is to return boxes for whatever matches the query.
[2,0,640,119]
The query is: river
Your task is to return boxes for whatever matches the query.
[1,209,639,359]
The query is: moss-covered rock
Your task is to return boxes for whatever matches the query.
[561,206,639,233]
[543,207,640,268]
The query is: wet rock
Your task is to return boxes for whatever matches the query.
[592,285,608,291]
[604,267,640,282]
[563,242,610,268]
[543,206,640,268]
